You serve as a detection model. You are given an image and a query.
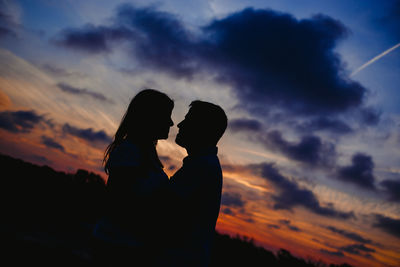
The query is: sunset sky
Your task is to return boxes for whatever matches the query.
[0,0,399,266]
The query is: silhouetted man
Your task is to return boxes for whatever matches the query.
[167,100,228,267]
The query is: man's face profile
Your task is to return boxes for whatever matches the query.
[175,108,199,148]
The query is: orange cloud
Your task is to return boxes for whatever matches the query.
[214,165,400,266]
[0,90,12,109]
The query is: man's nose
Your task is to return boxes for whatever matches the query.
[169,118,174,126]
[177,120,183,128]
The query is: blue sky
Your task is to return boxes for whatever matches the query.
[7,0,400,113]
[0,1,399,266]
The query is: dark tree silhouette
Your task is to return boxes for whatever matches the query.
[0,154,353,266]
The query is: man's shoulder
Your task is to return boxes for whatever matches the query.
[172,154,222,181]
[188,154,221,170]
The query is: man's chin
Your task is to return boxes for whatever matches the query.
[175,136,185,148]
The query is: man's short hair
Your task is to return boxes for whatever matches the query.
[189,100,228,145]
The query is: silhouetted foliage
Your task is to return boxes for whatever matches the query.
[0,153,106,229]
[210,233,277,266]
[0,154,353,266]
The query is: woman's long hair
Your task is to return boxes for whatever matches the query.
[103,89,174,174]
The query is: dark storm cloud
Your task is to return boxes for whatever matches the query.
[267,224,280,229]
[259,130,336,167]
[40,135,65,152]
[229,118,263,132]
[296,117,353,134]
[168,165,176,171]
[0,110,45,133]
[377,0,400,40]
[202,9,367,116]
[229,119,338,167]
[54,24,132,54]
[380,179,400,202]
[222,207,234,215]
[55,4,371,118]
[340,243,375,255]
[321,243,375,259]
[57,83,114,104]
[359,107,381,126]
[62,123,112,144]
[337,153,376,190]
[0,2,18,39]
[55,4,197,78]
[253,163,354,219]
[221,192,246,207]
[373,214,400,239]
[325,226,372,244]
[287,225,301,232]
[159,155,172,162]
[0,25,14,38]
[114,4,198,79]
[278,219,301,232]
[159,155,176,170]
[320,249,344,257]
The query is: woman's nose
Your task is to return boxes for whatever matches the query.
[170,118,174,126]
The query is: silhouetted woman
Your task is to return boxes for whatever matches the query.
[92,89,174,266]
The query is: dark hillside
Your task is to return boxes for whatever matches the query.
[0,154,352,266]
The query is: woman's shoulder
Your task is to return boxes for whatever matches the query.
[108,139,142,168]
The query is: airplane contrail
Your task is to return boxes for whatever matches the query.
[350,42,400,77]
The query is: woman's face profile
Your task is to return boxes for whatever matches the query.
[151,106,174,140]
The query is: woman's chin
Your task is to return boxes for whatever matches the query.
[157,133,169,140]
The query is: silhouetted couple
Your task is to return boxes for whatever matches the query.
[92,89,228,267]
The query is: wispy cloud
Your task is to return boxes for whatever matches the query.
[57,82,114,104]
[252,162,354,219]
[229,118,263,132]
[258,131,337,167]
[380,179,400,202]
[278,219,301,232]
[40,135,65,152]
[62,123,112,145]
[320,248,344,257]
[324,225,372,244]
[295,117,353,135]
[231,124,337,167]
[0,0,21,39]
[351,42,400,76]
[340,243,375,256]
[221,192,246,208]
[41,64,86,78]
